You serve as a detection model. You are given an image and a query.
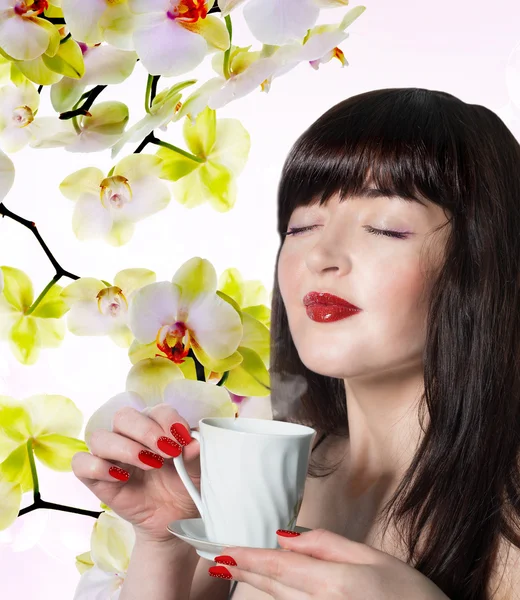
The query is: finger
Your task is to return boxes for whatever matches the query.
[210,566,310,600]
[111,404,189,462]
[71,450,134,484]
[214,546,352,597]
[275,528,376,565]
[89,427,167,471]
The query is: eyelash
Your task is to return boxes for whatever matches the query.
[282,225,409,239]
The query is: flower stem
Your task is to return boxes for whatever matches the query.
[59,84,107,120]
[26,275,61,316]
[223,15,233,80]
[27,439,40,498]
[150,135,205,163]
[144,74,153,114]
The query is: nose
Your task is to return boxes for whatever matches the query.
[304,226,353,276]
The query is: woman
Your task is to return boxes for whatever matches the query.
[73,87,520,600]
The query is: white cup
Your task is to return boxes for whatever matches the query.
[173,417,316,549]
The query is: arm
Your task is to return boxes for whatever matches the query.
[119,534,200,600]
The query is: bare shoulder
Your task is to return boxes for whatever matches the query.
[488,536,520,600]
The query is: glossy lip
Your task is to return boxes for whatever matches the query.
[303,291,361,311]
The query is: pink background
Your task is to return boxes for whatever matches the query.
[1,0,520,597]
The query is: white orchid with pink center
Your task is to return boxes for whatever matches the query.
[60,268,157,347]
[59,153,171,245]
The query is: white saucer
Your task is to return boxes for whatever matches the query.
[167,518,312,561]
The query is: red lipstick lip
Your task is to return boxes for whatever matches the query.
[303,291,361,311]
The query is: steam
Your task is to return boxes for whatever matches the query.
[268,370,308,421]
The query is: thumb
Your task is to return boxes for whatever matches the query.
[276,528,376,565]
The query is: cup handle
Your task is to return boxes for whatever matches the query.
[172,430,204,518]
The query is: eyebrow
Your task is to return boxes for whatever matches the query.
[360,187,428,208]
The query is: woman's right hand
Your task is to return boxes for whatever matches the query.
[71,403,201,544]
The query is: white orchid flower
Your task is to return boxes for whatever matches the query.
[51,44,138,113]
[61,0,135,50]
[128,257,243,374]
[59,154,171,246]
[73,510,135,600]
[126,0,229,76]
[60,268,156,347]
[0,80,40,151]
[0,0,60,61]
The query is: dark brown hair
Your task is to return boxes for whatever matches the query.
[268,88,520,599]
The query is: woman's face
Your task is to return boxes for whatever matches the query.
[277,190,451,380]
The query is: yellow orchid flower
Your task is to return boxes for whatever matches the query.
[0,266,68,365]
[157,105,250,212]
[0,393,88,530]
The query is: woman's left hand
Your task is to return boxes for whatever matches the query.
[208,528,451,599]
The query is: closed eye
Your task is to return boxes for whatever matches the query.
[282,225,409,239]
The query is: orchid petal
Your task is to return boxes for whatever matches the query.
[23,393,83,438]
[171,257,217,302]
[127,0,167,13]
[61,0,106,44]
[66,302,114,336]
[60,168,104,200]
[207,118,250,175]
[132,13,207,76]
[161,378,236,427]
[105,219,135,246]
[91,511,135,573]
[84,391,147,448]
[186,291,242,358]
[0,478,21,530]
[100,3,136,50]
[14,55,63,85]
[73,563,124,599]
[83,46,137,85]
[72,194,113,240]
[35,317,66,348]
[183,105,215,157]
[34,434,88,471]
[0,15,54,60]
[0,266,33,311]
[127,281,180,344]
[125,356,184,406]
[113,269,156,300]
[28,116,77,148]
[114,153,163,180]
[0,147,14,200]
[116,176,170,222]
[243,0,319,45]
[223,346,270,396]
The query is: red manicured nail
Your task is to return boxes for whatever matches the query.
[208,566,233,579]
[138,450,164,468]
[157,436,182,457]
[214,555,237,566]
[170,422,191,446]
[109,466,130,481]
[276,529,301,537]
